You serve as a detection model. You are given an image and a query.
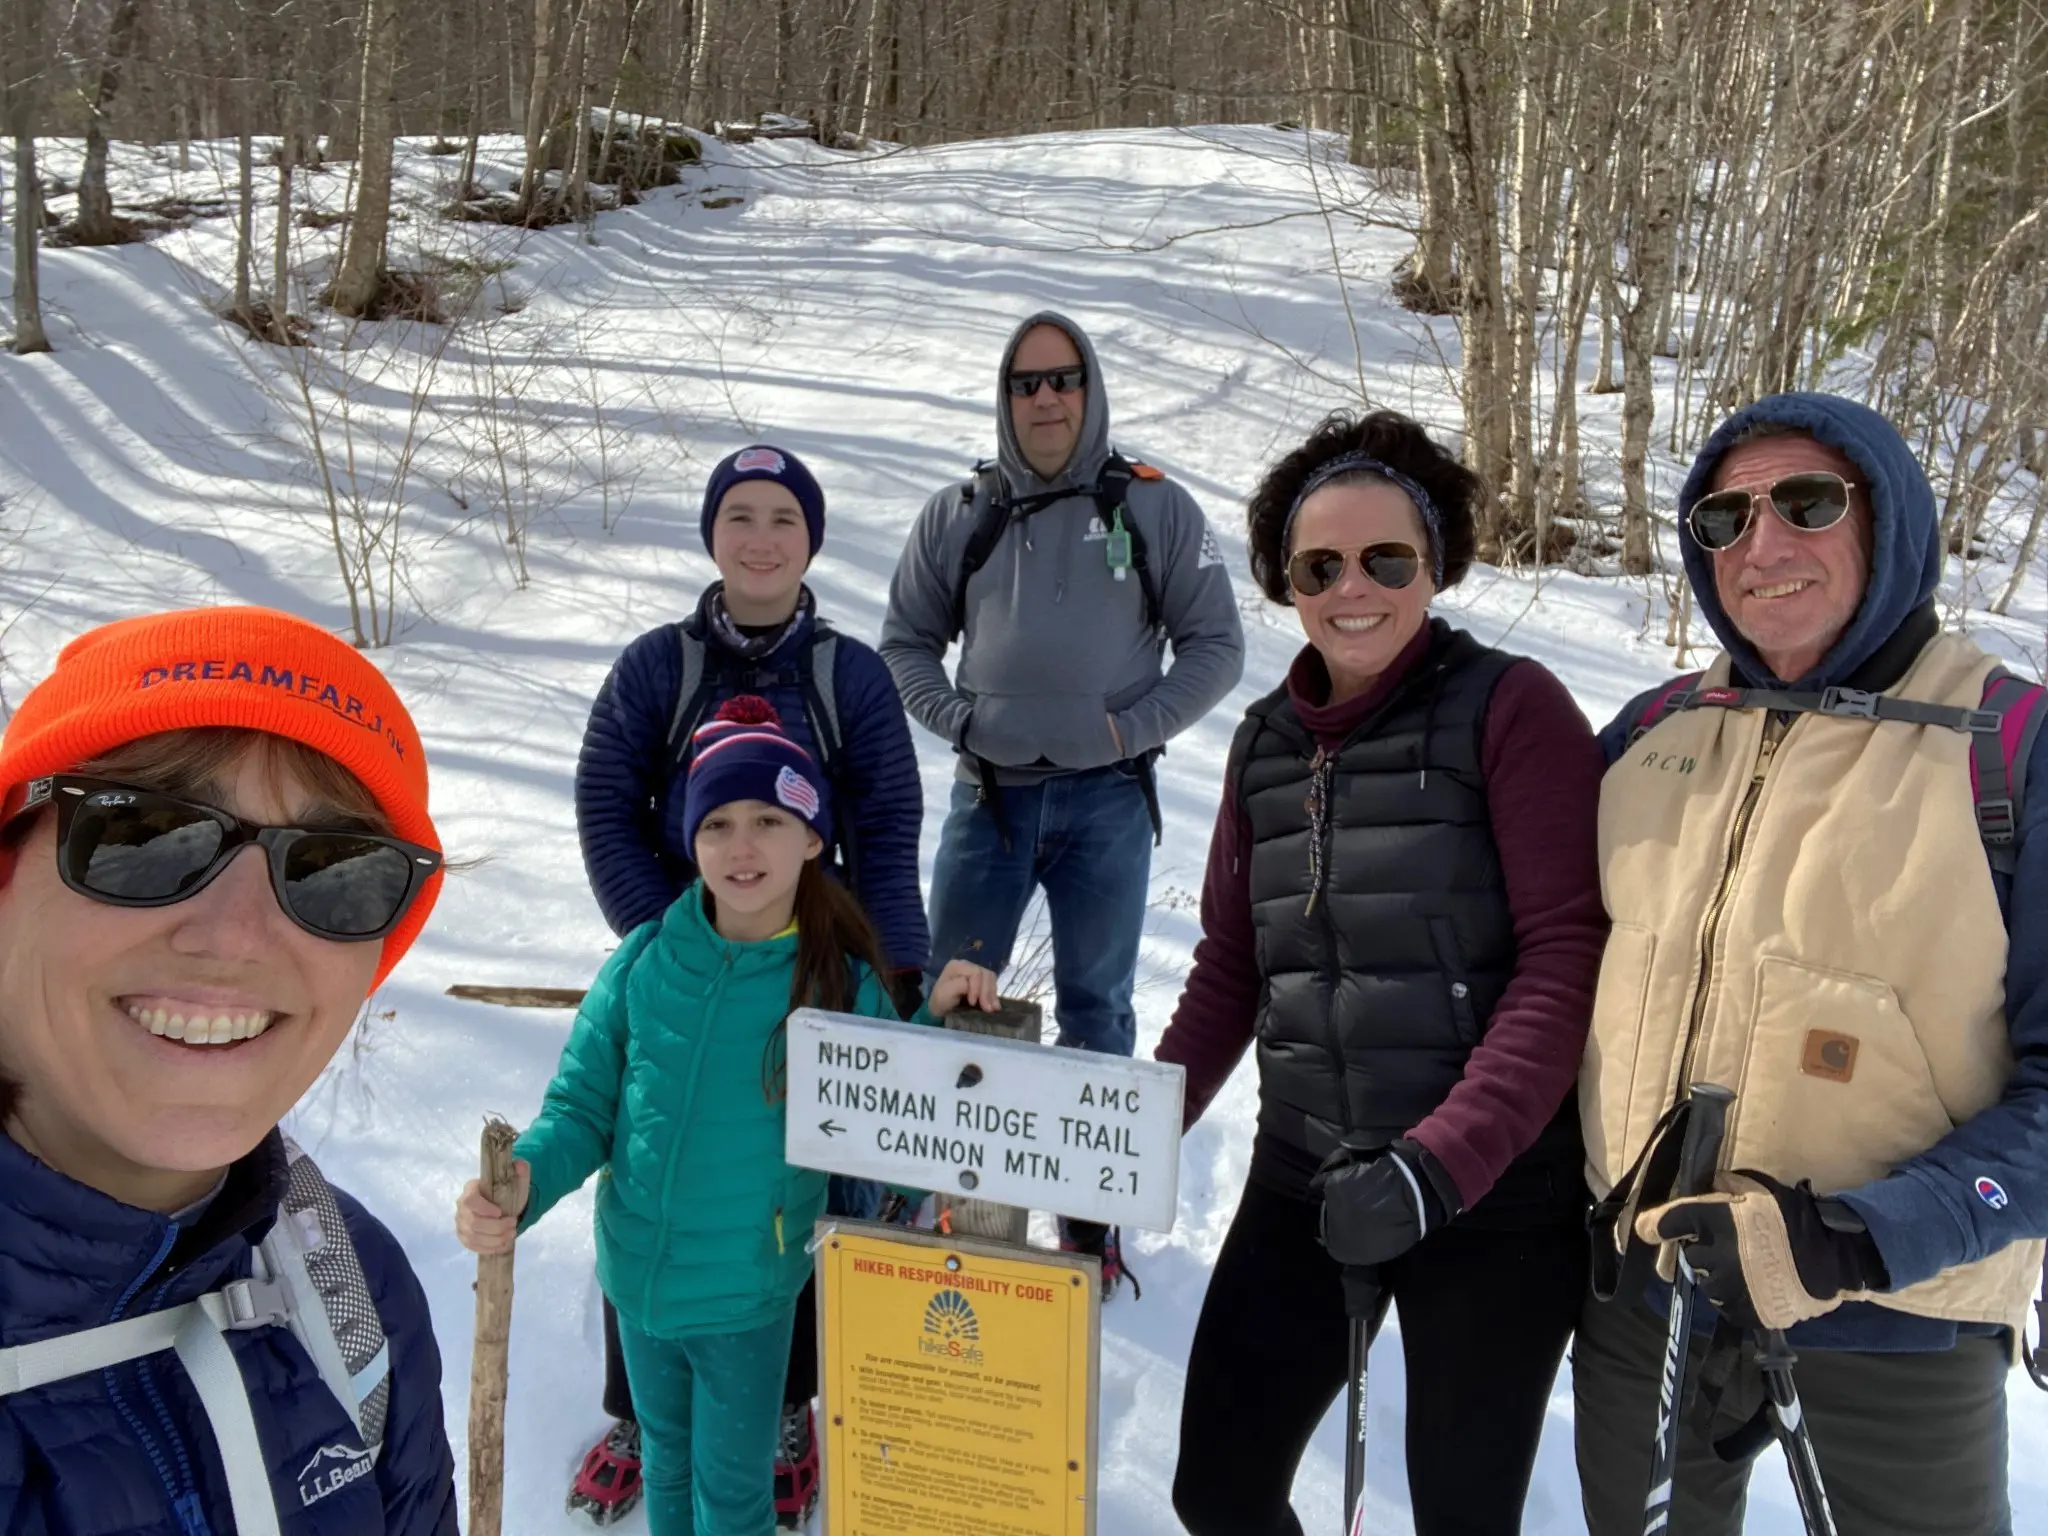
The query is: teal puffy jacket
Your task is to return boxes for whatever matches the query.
[515,884,900,1337]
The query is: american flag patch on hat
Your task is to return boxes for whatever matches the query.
[734,447,786,474]
[775,763,820,820]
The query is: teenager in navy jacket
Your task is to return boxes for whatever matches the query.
[566,445,929,1524]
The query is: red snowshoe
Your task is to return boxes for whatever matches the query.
[774,1403,820,1529]
[567,1419,643,1526]
[1061,1221,1141,1299]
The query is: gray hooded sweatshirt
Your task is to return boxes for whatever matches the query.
[880,312,1246,785]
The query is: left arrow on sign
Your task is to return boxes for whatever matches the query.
[819,1120,846,1138]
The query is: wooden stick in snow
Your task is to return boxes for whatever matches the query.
[467,1117,520,1536]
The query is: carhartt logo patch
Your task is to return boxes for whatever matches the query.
[1800,1030,1859,1083]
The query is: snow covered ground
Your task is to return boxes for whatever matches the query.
[3,123,2045,1532]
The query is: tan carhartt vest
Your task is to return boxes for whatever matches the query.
[1584,631,2044,1331]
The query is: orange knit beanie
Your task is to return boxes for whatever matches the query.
[0,607,441,986]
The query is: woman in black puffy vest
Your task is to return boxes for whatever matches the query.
[1157,410,1608,1535]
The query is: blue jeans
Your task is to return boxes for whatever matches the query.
[614,1306,798,1536]
[924,764,1153,1058]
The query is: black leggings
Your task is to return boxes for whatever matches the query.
[1171,1176,1585,1536]
[602,1281,818,1423]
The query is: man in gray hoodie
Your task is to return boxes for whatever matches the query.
[881,311,1244,1274]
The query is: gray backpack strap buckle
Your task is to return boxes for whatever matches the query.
[1819,686,1880,720]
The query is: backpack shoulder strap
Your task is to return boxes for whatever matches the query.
[1624,673,1705,746]
[664,628,717,775]
[950,463,1010,641]
[804,620,843,767]
[1970,668,2045,874]
[266,1138,391,1456]
[1097,450,1161,633]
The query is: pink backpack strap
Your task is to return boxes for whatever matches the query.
[1625,673,1706,746]
[1971,669,2045,873]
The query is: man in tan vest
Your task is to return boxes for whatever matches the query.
[1573,392,2046,1535]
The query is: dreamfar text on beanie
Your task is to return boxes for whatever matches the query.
[0,606,441,986]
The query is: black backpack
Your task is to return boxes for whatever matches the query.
[661,620,858,881]
[948,451,1163,640]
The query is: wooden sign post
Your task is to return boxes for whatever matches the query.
[467,1118,520,1536]
[937,998,1043,1246]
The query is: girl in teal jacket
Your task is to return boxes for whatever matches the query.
[456,697,995,1535]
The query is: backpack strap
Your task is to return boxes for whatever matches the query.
[664,628,716,767]
[949,463,1011,642]
[796,623,860,887]
[1969,669,2045,873]
[268,1138,391,1455]
[1623,673,1705,746]
[1094,451,1161,634]
[1668,670,2042,873]
[2027,1251,2048,1391]
[0,1274,297,1536]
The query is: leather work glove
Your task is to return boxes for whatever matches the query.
[1315,1138,1461,1268]
[1635,1170,1890,1330]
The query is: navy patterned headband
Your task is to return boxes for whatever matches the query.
[1281,451,1446,589]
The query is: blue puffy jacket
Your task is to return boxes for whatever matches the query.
[574,585,930,974]
[0,1131,457,1534]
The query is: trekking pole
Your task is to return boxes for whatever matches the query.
[468,1117,520,1536]
[1641,1082,1733,1536]
[1753,1330,1838,1535]
[1341,1267,1381,1536]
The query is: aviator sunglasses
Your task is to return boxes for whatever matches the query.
[7,775,440,942]
[1286,541,1424,596]
[1686,471,1860,553]
[1005,365,1088,398]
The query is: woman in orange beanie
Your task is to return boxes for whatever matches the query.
[0,606,458,1535]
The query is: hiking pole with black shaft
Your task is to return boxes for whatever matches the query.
[1341,1266,1382,1536]
[1753,1328,1838,1535]
[1641,1082,1733,1536]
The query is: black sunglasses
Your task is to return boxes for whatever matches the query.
[12,776,439,942]
[1287,542,1423,596]
[1005,365,1087,398]
[1687,471,1860,552]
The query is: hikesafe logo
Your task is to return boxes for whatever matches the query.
[920,1288,984,1364]
[298,1442,374,1507]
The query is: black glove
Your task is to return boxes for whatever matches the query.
[1315,1138,1461,1268]
[886,969,927,1020]
[1642,1169,1890,1330]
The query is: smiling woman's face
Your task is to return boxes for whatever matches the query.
[1288,479,1437,703]
[0,737,382,1209]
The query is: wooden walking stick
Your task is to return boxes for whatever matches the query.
[468,1117,520,1536]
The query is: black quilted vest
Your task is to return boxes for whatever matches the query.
[1235,620,1533,1165]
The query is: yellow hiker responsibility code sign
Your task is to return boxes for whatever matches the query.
[818,1223,1099,1535]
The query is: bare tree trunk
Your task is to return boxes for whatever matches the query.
[517,0,561,215]
[234,126,255,314]
[75,0,147,243]
[685,0,717,122]
[1618,0,1688,576]
[330,0,402,316]
[8,0,51,357]
[11,136,51,356]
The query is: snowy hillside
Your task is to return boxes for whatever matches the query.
[3,124,2044,1533]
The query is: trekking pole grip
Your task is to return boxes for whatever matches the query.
[468,1117,520,1536]
[1674,1083,1735,1201]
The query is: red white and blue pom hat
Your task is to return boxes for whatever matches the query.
[680,696,832,850]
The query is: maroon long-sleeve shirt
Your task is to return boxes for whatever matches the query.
[1154,626,1609,1210]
